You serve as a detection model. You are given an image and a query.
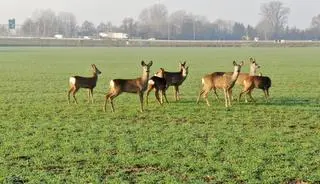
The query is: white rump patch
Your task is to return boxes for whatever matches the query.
[109,80,115,88]
[148,79,155,85]
[69,77,76,85]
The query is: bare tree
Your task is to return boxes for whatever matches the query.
[310,14,320,31]
[57,12,77,37]
[120,17,138,38]
[138,3,168,38]
[21,18,34,36]
[259,1,290,39]
[0,25,8,36]
[308,14,320,39]
[80,20,96,36]
[168,10,187,39]
[97,22,108,33]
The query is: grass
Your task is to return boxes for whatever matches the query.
[0,47,319,183]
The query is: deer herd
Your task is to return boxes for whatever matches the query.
[67,58,271,112]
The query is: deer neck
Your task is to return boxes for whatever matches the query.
[141,70,150,88]
[93,72,98,81]
[230,69,240,85]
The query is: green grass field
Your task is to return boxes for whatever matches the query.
[0,47,319,183]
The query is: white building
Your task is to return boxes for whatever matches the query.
[99,32,128,39]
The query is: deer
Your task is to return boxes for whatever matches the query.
[196,61,244,107]
[155,61,189,101]
[146,68,168,105]
[238,73,272,103]
[103,61,153,113]
[68,64,102,104]
[222,57,260,101]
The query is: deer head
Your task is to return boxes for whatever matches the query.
[91,64,102,75]
[141,60,153,73]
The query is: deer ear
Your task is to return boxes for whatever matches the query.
[149,60,153,66]
[233,61,237,65]
[141,61,145,66]
[183,61,186,65]
[240,61,244,66]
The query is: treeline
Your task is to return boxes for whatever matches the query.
[6,1,320,40]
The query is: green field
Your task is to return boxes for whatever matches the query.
[0,47,319,183]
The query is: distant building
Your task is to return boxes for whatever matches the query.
[99,32,128,39]
[54,34,63,39]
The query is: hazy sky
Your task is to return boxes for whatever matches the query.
[1,0,319,29]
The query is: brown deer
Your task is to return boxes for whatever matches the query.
[196,61,244,107]
[68,64,102,104]
[238,73,272,103]
[224,58,260,101]
[155,61,189,101]
[230,58,260,85]
[146,68,168,105]
[103,61,153,113]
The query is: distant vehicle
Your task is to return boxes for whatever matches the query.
[54,34,63,39]
[83,36,91,40]
[148,38,156,41]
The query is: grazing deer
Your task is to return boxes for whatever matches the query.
[238,73,272,103]
[155,61,189,101]
[146,68,168,105]
[68,64,102,104]
[196,61,244,107]
[104,61,153,113]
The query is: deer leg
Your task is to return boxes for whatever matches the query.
[247,90,255,102]
[87,89,91,103]
[104,92,111,112]
[203,89,211,106]
[67,86,74,104]
[213,89,220,102]
[196,89,205,104]
[229,89,234,101]
[105,91,119,113]
[239,88,249,103]
[139,92,144,112]
[162,90,169,103]
[223,89,228,107]
[266,88,270,101]
[72,87,80,104]
[145,85,153,105]
[173,85,179,101]
[227,89,232,107]
[263,89,269,102]
[90,89,94,103]
[176,86,181,101]
[155,90,162,105]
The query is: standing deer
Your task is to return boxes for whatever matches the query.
[238,73,272,103]
[229,58,260,85]
[155,61,189,101]
[196,61,244,107]
[104,61,153,113]
[68,64,102,104]
[223,57,260,101]
[146,68,168,105]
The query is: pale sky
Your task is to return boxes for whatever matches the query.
[1,0,319,29]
